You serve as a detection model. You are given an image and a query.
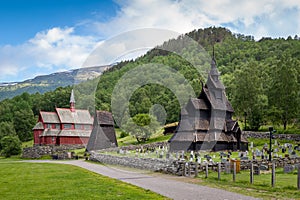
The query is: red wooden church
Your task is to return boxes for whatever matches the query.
[33,90,93,146]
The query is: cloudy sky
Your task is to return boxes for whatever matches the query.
[0,0,299,82]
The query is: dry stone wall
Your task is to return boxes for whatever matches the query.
[22,145,84,159]
[90,152,174,172]
[90,151,300,176]
[244,131,300,141]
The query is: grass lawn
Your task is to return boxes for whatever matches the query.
[0,160,169,200]
[117,128,172,147]
[196,168,300,200]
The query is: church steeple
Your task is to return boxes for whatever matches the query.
[70,89,75,112]
[210,46,220,78]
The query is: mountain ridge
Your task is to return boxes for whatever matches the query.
[0,65,110,101]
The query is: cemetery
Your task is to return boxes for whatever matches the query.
[89,135,300,194]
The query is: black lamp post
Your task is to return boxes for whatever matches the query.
[269,126,276,161]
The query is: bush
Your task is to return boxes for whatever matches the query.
[120,131,129,138]
[0,136,22,158]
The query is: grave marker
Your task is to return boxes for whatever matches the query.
[284,165,294,173]
[225,162,231,174]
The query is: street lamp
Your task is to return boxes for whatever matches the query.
[269,127,276,161]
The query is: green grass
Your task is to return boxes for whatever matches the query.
[0,160,169,200]
[258,125,300,134]
[22,140,33,148]
[117,128,172,147]
[196,168,300,200]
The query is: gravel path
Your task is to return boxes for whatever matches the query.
[24,160,261,200]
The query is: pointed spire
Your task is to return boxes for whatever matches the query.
[210,45,219,76]
[70,89,75,112]
[70,89,75,103]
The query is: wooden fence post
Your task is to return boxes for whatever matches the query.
[188,162,191,177]
[233,162,236,182]
[182,162,186,176]
[297,164,300,190]
[218,162,221,180]
[250,162,254,184]
[271,162,275,187]
[205,163,208,178]
[195,162,198,178]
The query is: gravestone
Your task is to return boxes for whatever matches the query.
[220,152,227,157]
[166,152,170,159]
[260,165,268,171]
[253,165,260,175]
[255,149,262,157]
[197,157,201,164]
[284,165,294,173]
[159,151,164,159]
[225,162,231,174]
[241,157,249,161]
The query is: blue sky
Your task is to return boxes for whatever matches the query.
[0,0,300,83]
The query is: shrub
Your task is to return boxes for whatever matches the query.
[0,135,22,158]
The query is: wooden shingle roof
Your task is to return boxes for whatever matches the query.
[56,108,93,124]
[40,112,60,123]
[33,122,44,130]
[96,111,114,126]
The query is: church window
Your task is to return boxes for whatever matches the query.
[47,124,52,129]
[75,124,82,129]
[55,124,60,129]
[84,125,91,130]
[64,124,72,129]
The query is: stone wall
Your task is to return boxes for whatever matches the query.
[244,131,300,141]
[90,152,174,172]
[22,145,84,159]
[90,151,300,176]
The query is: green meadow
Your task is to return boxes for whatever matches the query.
[0,160,168,200]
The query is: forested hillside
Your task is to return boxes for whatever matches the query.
[0,66,106,101]
[0,27,299,143]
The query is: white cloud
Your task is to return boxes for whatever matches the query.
[92,0,300,40]
[0,27,98,81]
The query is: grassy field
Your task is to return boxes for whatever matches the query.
[196,168,300,200]
[0,160,169,200]
[117,128,172,146]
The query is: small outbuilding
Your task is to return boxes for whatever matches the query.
[86,111,118,151]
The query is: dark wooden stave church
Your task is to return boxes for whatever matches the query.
[169,55,248,152]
